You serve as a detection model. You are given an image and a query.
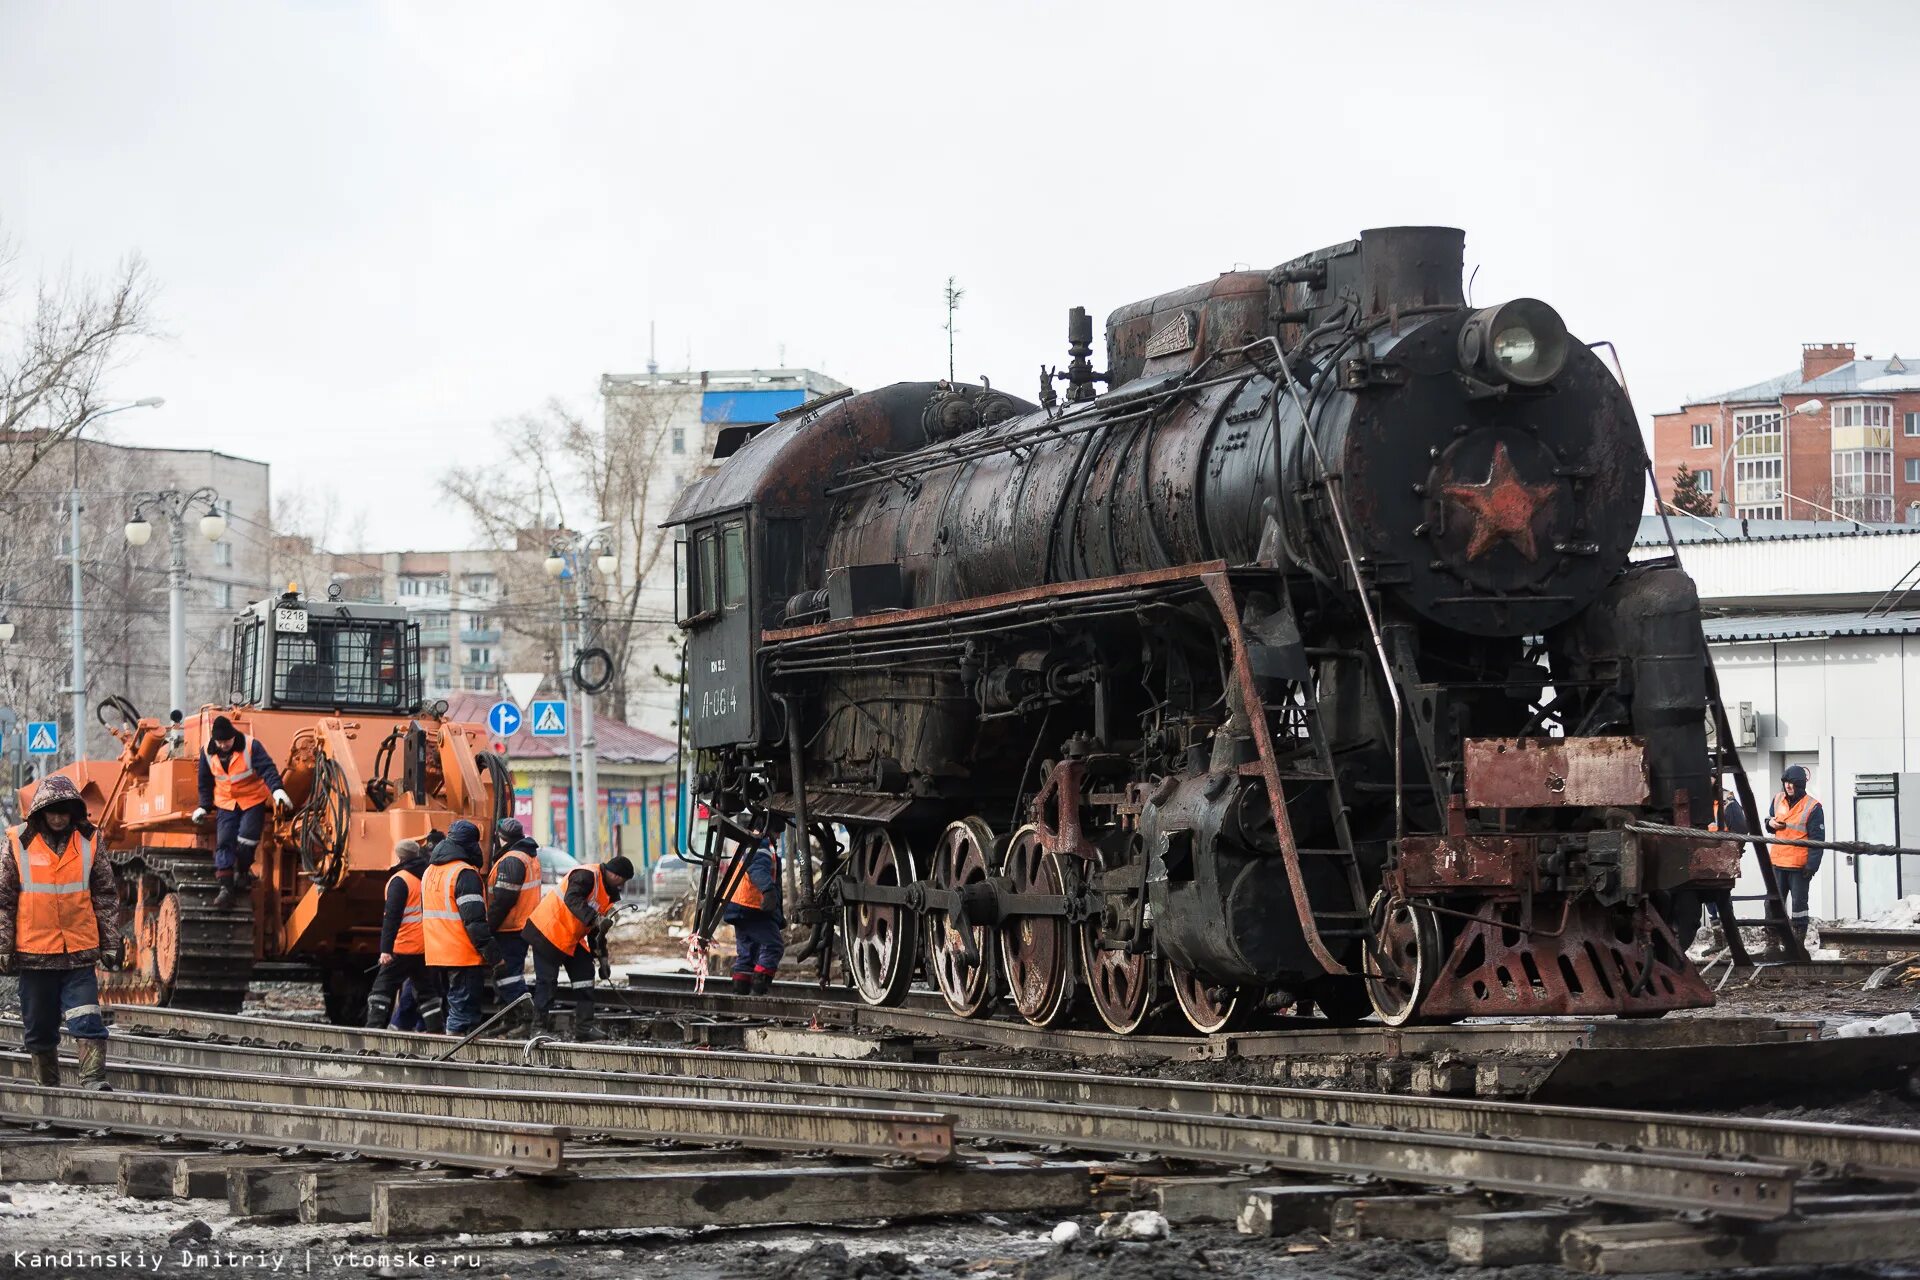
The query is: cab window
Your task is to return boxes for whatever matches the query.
[721,521,747,610]
[695,529,719,616]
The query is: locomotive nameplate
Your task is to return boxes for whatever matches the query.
[1142,312,1196,359]
[1463,736,1648,809]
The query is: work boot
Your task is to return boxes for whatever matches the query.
[75,1040,109,1092]
[750,971,774,996]
[30,1051,59,1088]
[570,1007,610,1043]
[363,998,394,1031]
[731,974,753,996]
[235,866,257,892]
[213,877,237,910]
[529,1005,551,1037]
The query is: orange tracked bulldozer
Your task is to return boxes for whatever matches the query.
[26,589,509,1022]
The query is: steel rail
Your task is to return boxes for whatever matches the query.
[34,1026,1837,1218]
[0,1049,952,1164]
[607,973,1801,1058]
[0,1079,566,1173]
[94,1009,1920,1186]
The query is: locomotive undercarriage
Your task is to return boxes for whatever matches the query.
[728,561,1728,1033]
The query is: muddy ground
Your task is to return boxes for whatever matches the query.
[7,1189,1920,1280]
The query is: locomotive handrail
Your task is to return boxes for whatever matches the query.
[1256,333,1406,847]
[1626,821,1920,861]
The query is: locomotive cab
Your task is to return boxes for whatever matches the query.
[678,508,757,746]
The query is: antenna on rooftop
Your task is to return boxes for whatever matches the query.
[647,322,658,377]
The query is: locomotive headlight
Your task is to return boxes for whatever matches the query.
[1458,298,1569,387]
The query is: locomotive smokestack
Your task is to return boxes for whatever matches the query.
[1358,226,1466,315]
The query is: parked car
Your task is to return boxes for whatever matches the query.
[650,854,696,904]
[536,846,577,886]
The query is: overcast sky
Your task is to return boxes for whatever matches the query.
[4,0,1915,549]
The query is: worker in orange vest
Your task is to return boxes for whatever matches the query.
[0,776,121,1089]
[192,716,292,910]
[1763,764,1825,942]
[485,818,542,1020]
[421,820,497,1035]
[724,836,785,995]
[364,839,445,1032]
[523,855,633,1041]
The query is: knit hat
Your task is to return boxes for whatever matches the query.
[603,855,635,881]
[446,819,481,849]
[210,715,238,742]
[393,839,423,862]
[1782,764,1810,788]
[495,818,526,845]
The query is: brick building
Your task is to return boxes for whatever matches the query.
[1652,343,1920,524]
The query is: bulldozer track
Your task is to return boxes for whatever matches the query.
[103,849,254,1014]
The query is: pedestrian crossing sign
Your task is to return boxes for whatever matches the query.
[26,721,59,755]
[529,699,568,737]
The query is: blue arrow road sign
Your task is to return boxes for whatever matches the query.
[26,722,59,755]
[487,701,523,738]
[530,699,569,737]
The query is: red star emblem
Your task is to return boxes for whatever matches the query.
[1441,443,1557,561]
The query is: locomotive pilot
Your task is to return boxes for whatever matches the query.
[1764,764,1825,943]
[725,835,785,996]
[192,715,292,909]
[365,838,446,1033]
[524,855,633,1041]
[0,776,121,1089]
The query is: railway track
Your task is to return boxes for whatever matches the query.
[6,1007,1919,1269]
[610,969,1820,1064]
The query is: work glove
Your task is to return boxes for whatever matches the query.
[0,952,15,976]
[482,941,503,966]
[271,789,293,812]
[99,936,125,972]
[191,807,208,824]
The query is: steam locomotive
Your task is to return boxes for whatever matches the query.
[669,226,1736,1030]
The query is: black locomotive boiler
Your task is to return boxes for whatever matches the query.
[669,226,1736,1030]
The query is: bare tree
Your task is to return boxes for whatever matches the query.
[443,389,691,724]
[0,224,157,493]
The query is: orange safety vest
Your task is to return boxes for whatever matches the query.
[529,867,610,956]
[204,735,272,810]
[422,860,483,967]
[8,826,99,955]
[1770,793,1814,869]
[727,847,781,913]
[488,849,542,933]
[388,868,424,956]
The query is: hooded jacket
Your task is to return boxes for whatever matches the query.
[428,824,492,957]
[379,842,433,955]
[0,776,118,968]
[486,837,542,932]
[721,842,784,928]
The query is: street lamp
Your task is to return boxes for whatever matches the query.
[548,529,618,864]
[126,487,225,718]
[67,397,164,762]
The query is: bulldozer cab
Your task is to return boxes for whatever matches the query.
[229,591,422,714]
